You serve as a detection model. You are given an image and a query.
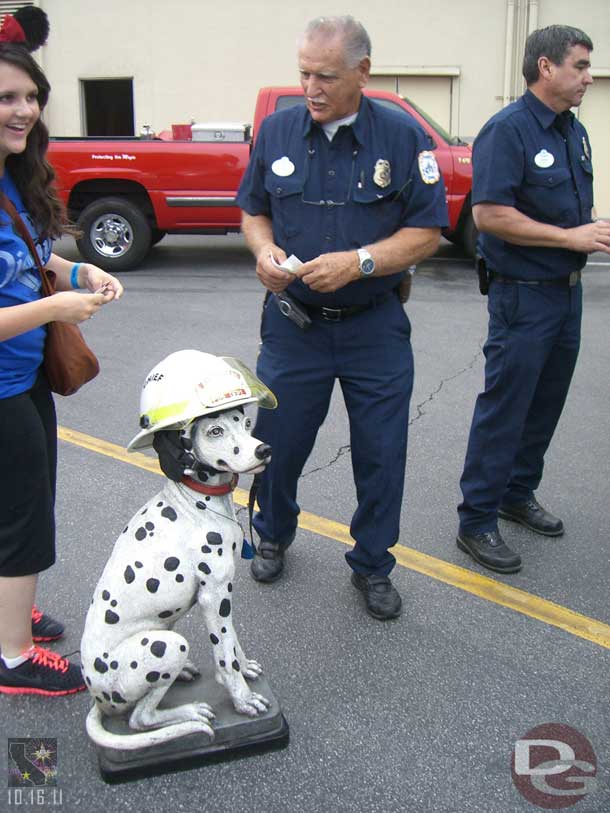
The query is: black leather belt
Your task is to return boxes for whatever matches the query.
[490,270,581,287]
[304,290,396,322]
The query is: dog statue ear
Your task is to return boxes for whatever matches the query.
[152,430,194,482]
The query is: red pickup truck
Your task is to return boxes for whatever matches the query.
[47,87,475,271]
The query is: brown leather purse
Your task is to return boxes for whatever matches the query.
[1,193,100,395]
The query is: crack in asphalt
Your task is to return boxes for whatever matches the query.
[300,340,485,479]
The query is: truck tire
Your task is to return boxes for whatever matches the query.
[76,198,152,271]
[150,229,167,247]
[461,212,478,258]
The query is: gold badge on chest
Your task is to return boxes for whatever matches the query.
[373,159,391,188]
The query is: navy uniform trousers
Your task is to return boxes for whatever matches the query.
[253,292,413,577]
[458,278,582,534]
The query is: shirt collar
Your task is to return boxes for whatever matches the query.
[522,88,574,131]
[301,95,370,145]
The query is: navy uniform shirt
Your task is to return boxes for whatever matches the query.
[473,89,594,280]
[237,96,448,306]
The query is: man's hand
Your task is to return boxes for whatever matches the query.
[255,244,292,292]
[564,220,610,254]
[295,251,359,293]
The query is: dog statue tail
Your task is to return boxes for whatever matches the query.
[86,704,214,751]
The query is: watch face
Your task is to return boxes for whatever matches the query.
[361,258,375,275]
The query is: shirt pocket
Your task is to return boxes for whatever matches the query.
[264,172,305,239]
[345,184,405,246]
[522,166,572,220]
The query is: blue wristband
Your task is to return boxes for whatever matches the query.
[70,263,82,289]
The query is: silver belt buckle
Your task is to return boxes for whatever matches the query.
[321,307,342,322]
[568,271,579,287]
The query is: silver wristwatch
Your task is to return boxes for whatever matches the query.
[357,248,375,277]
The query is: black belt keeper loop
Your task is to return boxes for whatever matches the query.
[489,270,581,287]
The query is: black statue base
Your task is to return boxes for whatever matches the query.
[93,672,289,783]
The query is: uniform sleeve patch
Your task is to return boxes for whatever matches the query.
[418,151,440,184]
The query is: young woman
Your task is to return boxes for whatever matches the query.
[0,8,123,696]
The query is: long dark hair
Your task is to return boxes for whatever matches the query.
[0,43,70,239]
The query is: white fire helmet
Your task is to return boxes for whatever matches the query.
[127,350,277,451]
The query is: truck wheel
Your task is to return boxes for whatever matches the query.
[76,198,152,271]
[461,212,478,258]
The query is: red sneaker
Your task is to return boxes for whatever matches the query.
[31,606,65,642]
[0,647,86,696]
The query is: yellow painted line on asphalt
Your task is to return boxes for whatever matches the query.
[58,425,610,651]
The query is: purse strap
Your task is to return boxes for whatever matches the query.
[0,190,54,296]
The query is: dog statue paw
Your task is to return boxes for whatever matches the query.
[81,351,277,750]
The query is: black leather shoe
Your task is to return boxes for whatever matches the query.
[498,497,564,537]
[351,573,402,620]
[250,541,285,583]
[456,529,522,573]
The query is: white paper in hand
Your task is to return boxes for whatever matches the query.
[269,253,303,274]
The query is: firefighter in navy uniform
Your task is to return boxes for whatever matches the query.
[457,25,610,573]
[237,15,447,619]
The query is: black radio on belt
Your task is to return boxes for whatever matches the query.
[274,291,312,331]
[476,254,490,296]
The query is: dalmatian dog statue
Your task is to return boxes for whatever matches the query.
[81,350,277,750]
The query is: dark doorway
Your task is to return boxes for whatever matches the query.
[82,79,134,136]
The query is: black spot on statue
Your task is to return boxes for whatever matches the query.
[110,600,117,607]
[141,638,149,645]
[200,580,206,586]
[196,501,206,510]
[102,590,110,601]
[122,526,128,534]
[110,661,118,670]
[161,506,178,522]
[146,671,160,683]
[180,645,187,652]
[210,633,219,645]
[94,658,108,674]
[201,545,212,554]
[105,610,120,625]
[146,578,160,593]
[111,691,127,704]
[135,561,143,568]
[228,582,233,592]
[135,527,147,541]
[158,610,173,619]
[198,562,211,575]
[86,676,92,686]
[124,565,135,584]
[145,521,155,531]
[221,627,226,633]
[162,673,171,680]
[164,557,179,571]
[206,532,223,546]
[150,641,167,658]
[232,660,240,672]
[218,549,223,556]
[176,575,184,583]
[141,508,147,515]
[219,659,226,668]
[130,661,138,669]
[157,501,163,507]
[219,598,231,618]
[103,691,111,701]
[233,446,240,455]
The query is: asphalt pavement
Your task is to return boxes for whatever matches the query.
[3,234,609,813]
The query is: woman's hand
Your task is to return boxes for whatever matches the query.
[50,291,111,324]
[79,263,124,299]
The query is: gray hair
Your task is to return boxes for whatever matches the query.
[522,25,593,84]
[299,15,371,68]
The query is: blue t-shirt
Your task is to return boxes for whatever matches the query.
[473,89,594,280]
[0,172,53,398]
[237,96,448,306]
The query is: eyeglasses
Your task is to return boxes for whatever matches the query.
[300,143,359,207]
